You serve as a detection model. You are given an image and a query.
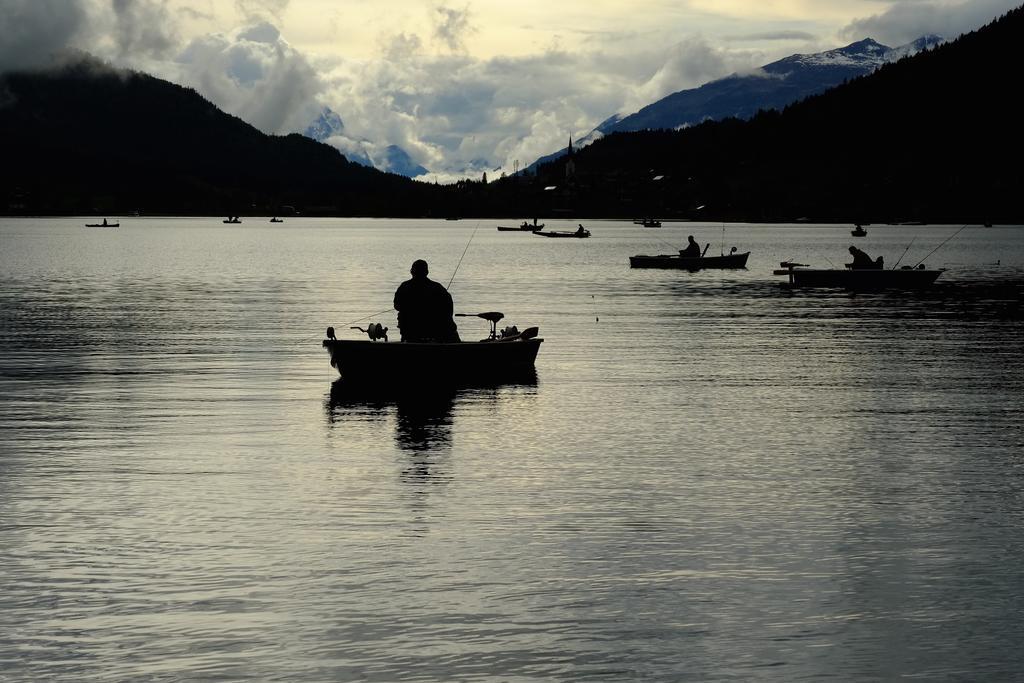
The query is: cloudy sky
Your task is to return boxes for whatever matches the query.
[1,0,1018,179]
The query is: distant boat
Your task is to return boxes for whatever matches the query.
[497,221,544,232]
[223,216,242,224]
[535,225,590,238]
[634,218,662,227]
[323,312,542,383]
[629,249,749,270]
[270,217,283,223]
[85,219,118,227]
[851,224,867,237]
[773,261,943,289]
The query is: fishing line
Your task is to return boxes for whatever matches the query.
[342,307,393,327]
[447,221,480,290]
[337,222,480,330]
[912,224,969,268]
[891,236,916,270]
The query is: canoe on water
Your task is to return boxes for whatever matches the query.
[629,251,749,270]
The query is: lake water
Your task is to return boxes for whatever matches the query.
[1,218,1022,681]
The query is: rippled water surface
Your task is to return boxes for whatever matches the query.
[2,218,1023,681]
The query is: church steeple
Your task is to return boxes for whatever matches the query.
[567,134,574,157]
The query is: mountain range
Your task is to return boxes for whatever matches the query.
[303,107,429,179]
[528,35,944,171]
[0,59,443,216]
[1,7,1020,221]
[509,7,1023,223]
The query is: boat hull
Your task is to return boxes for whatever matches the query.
[782,268,942,289]
[535,231,589,238]
[323,338,543,382]
[496,225,542,232]
[629,252,750,270]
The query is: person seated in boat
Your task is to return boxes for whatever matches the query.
[680,235,701,257]
[394,259,460,342]
[101,218,108,226]
[848,245,883,269]
[576,224,586,235]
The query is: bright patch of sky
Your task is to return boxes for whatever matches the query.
[1,0,1017,180]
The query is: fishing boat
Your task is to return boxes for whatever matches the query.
[322,312,543,382]
[851,224,867,237]
[535,228,590,238]
[85,219,118,227]
[773,262,943,289]
[223,216,242,224]
[496,222,543,232]
[634,219,662,227]
[270,217,284,223]
[629,248,749,270]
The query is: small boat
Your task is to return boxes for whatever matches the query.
[322,312,543,382]
[497,220,544,232]
[634,219,662,228]
[773,262,943,289]
[85,219,118,227]
[851,224,867,237]
[496,222,544,232]
[223,216,242,224]
[270,217,284,223]
[629,248,749,270]
[535,228,590,238]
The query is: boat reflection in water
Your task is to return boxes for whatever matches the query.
[326,370,538,455]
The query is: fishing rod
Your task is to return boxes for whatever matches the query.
[912,224,968,268]
[335,223,479,329]
[447,221,480,290]
[891,236,916,270]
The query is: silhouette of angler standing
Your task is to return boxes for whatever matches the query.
[394,260,461,342]
[848,245,883,269]
[681,235,701,257]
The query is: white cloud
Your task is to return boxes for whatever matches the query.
[171,22,322,134]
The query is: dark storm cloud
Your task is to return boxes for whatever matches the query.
[0,0,181,72]
[0,0,89,72]
[841,0,1020,45]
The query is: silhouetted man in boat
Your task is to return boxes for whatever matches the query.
[394,259,460,342]
[681,235,701,257]
[848,245,883,269]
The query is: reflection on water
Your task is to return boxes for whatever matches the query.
[2,219,1024,682]
[326,370,539,455]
